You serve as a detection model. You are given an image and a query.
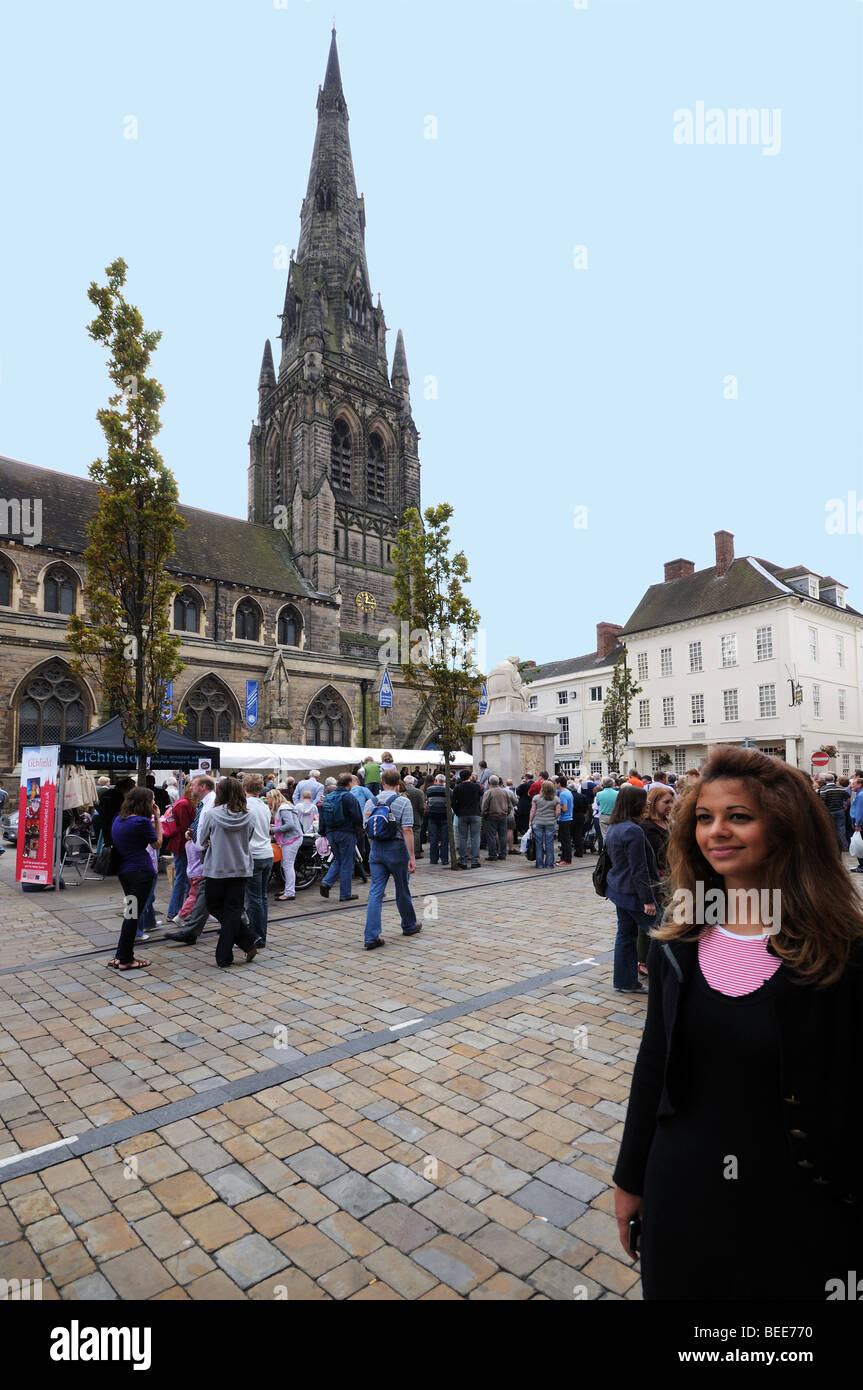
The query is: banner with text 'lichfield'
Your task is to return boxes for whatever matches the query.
[15,746,59,886]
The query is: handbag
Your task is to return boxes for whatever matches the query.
[592,845,611,896]
[525,829,536,862]
[850,830,863,859]
[94,844,120,877]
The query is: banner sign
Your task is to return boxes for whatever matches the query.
[15,746,59,887]
[162,682,174,721]
[478,682,489,717]
[246,681,259,729]
[379,667,394,710]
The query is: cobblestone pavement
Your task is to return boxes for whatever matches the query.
[0,849,777,1301]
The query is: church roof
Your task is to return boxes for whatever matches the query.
[0,455,312,598]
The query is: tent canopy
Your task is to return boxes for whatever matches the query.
[60,718,220,772]
[214,743,473,776]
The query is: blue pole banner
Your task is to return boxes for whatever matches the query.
[379,666,394,710]
[246,681,259,729]
[161,682,174,721]
[478,682,489,717]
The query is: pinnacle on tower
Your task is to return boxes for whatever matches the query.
[258,339,276,393]
[392,329,410,385]
[323,27,343,96]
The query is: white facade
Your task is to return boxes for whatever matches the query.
[626,592,863,776]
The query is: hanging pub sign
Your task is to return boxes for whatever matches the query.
[15,746,60,887]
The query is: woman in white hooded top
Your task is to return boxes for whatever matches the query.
[198,777,259,969]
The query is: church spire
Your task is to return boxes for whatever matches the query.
[323,27,343,96]
[392,329,410,386]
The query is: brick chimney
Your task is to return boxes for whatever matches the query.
[715,530,734,577]
[596,622,623,659]
[664,559,696,583]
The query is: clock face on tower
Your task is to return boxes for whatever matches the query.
[355,590,377,615]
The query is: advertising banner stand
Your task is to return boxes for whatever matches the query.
[15,746,60,887]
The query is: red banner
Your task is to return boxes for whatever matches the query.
[15,746,59,886]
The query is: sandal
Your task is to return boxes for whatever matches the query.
[116,959,151,971]
[106,959,120,969]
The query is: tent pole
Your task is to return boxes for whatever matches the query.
[54,766,66,889]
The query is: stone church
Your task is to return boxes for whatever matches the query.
[0,32,431,782]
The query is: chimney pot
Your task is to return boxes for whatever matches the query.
[596,622,623,660]
[664,559,696,583]
[715,531,735,577]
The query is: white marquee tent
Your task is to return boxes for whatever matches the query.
[212,744,474,776]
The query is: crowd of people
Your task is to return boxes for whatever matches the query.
[87,753,863,975]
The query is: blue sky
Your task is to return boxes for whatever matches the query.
[1,0,860,667]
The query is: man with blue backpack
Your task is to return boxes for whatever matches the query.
[319,773,364,902]
[362,767,421,951]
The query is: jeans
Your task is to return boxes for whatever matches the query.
[484,817,508,859]
[246,857,273,942]
[323,830,357,899]
[428,818,449,864]
[830,809,848,853]
[204,877,256,967]
[138,874,158,936]
[365,840,417,945]
[534,824,556,868]
[613,904,654,989]
[117,870,156,965]
[558,821,573,862]
[457,814,481,866]
[167,854,190,918]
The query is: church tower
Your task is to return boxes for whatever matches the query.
[248,30,421,657]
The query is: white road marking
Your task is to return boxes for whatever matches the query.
[389,1018,424,1032]
[0,1137,78,1170]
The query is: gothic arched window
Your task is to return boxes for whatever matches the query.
[367,433,387,504]
[17,664,86,753]
[44,566,76,615]
[181,678,236,743]
[316,183,333,212]
[278,606,303,648]
[346,283,367,327]
[235,600,261,642]
[173,591,201,633]
[0,558,11,607]
[331,419,352,492]
[306,690,350,748]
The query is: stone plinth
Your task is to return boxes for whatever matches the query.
[473,713,559,786]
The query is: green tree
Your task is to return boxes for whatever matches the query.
[68,259,186,785]
[600,651,642,773]
[391,504,484,869]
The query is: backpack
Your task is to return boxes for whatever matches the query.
[159,805,184,855]
[319,790,348,832]
[367,792,401,842]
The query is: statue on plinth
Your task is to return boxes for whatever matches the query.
[486,655,529,714]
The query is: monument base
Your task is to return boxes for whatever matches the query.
[473,713,559,786]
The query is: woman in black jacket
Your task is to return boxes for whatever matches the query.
[515,777,534,837]
[635,785,674,977]
[614,746,863,1300]
[603,786,659,994]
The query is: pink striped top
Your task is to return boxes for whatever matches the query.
[698,925,781,997]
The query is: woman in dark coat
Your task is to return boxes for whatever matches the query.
[515,776,534,837]
[636,785,674,976]
[614,746,863,1300]
[603,786,659,994]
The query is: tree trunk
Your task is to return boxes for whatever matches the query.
[137,751,148,789]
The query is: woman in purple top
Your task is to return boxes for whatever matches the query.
[110,786,163,971]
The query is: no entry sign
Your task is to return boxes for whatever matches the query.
[811,752,830,767]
